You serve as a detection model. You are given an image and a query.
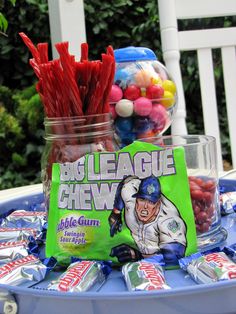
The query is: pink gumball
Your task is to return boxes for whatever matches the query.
[134,97,152,116]
[110,104,117,119]
[109,85,123,103]
[149,104,168,131]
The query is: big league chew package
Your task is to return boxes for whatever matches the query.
[46,141,197,266]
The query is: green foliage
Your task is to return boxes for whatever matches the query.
[0,85,44,189]
[84,0,161,59]
[0,0,50,89]
[0,12,8,33]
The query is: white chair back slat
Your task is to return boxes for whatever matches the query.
[158,0,236,170]
[48,0,86,60]
[221,46,236,168]
[179,28,236,51]
[163,51,188,135]
[197,48,223,171]
[175,0,236,19]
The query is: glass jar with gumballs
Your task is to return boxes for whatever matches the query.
[109,46,177,147]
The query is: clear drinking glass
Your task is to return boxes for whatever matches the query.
[140,135,228,250]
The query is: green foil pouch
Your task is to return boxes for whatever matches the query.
[46,141,197,266]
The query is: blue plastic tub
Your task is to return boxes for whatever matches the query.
[0,182,235,314]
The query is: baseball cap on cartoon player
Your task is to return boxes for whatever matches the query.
[133,175,161,203]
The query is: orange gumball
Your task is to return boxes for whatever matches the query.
[137,130,157,140]
[135,70,152,88]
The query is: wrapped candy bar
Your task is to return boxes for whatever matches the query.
[0,210,47,230]
[179,250,236,284]
[47,260,111,292]
[122,257,170,291]
[0,255,56,287]
[0,239,39,265]
[220,192,236,215]
[0,227,41,243]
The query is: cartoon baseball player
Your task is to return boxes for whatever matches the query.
[108,175,186,265]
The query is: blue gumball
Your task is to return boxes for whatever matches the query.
[115,117,133,133]
[115,68,130,88]
[134,117,153,133]
[119,131,137,145]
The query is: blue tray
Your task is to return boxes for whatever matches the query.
[0,182,235,314]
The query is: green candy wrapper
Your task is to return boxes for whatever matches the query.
[46,141,197,266]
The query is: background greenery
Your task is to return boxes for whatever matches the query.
[0,0,234,189]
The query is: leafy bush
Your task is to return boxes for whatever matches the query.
[0,0,51,89]
[0,85,44,189]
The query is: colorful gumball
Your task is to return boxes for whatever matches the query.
[137,130,156,139]
[133,97,152,116]
[146,85,164,99]
[109,85,123,103]
[134,117,152,133]
[151,76,163,86]
[115,68,129,88]
[162,80,176,94]
[135,70,152,88]
[123,85,141,100]
[149,104,168,131]
[115,117,133,132]
[115,99,133,117]
[121,132,137,145]
[160,91,175,108]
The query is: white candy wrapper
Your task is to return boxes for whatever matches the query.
[0,255,56,287]
[0,240,39,265]
[122,260,170,291]
[47,260,110,292]
[0,227,39,242]
[0,210,46,230]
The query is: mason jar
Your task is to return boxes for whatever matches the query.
[41,113,119,212]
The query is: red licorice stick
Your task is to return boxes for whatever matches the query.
[37,43,49,64]
[107,45,114,57]
[102,46,115,113]
[97,53,113,113]
[102,61,115,113]
[50,60,70,117]
[19,32,41,65]
[85,61,102,114]
[39,63,57,117]
[29,59,41,79]
[55,42,83,116]
[80,43,88,62]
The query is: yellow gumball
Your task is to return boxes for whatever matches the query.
[161,90,175,108]
[151,76,163,86]
[162,80,177,94]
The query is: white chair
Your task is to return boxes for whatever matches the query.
[158,0,236,172]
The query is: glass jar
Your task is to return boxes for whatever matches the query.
[139,135,228,250]
[41,113,119,212]
[109,46,178,147]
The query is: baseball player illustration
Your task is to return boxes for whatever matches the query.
[108,175,187,265]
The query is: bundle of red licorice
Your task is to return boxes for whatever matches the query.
[19,32,115,117]
[20,33,117,206]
